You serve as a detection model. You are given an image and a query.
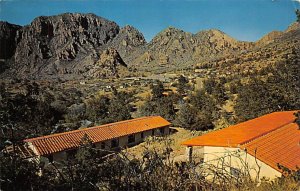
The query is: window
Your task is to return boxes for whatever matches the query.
[47,155,53,163]
[111,139,119,148]
[160,127,165,135]
[152,129,155,136]
[128,134,135,144]
[101,142,105,149]
[66,149,76,160]
[141,132,144,139]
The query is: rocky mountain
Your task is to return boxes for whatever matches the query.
[0,22,22,59]
[256,31,283,46]
[1,13,145,80]
[130,27,254,67]
[87,48,127,78]
[0,13,299,80]
[255,23,300,47]
[198,22,300,77]
[107,25,146,62]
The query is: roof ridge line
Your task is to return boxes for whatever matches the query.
[24,116,161,142]
[240,119,295,146]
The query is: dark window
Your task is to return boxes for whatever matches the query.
[48,155,53,163]
[141,132,144,139]
[101,142,105,149]
[160,127,165,134]
[152,129,155,136]
[111,139,119,148]
[128,134,135,144]
[66,149,76,160]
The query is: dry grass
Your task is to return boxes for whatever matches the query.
[125,127,202,161]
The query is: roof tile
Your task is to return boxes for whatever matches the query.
[181,111,300,172]
[182,111,297,147]
[25,116,170,155]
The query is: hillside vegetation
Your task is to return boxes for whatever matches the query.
[0,11,300,191]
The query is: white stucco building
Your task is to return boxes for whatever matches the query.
[182,111,300,180]
[23,116,171,163]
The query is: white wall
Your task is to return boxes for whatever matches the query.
[188,146,282,180]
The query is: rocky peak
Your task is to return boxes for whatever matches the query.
[108,25,146,58]
[88,48,127,78]
[119,25,146,45]
[150,26,191,44]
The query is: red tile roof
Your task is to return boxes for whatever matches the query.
[182,111,297,147]
[242,123,300,171]
[24,116,170,155]
[182,111,300,172]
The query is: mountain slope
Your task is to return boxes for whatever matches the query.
[0,13,298,80]
[198,22,300,77]
[0,22,22,59]
[130,27,254,67]
[1,13,146,80]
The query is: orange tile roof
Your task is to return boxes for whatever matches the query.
[242,123,300,172]
[182,111,297,147]
[181,111,300,172]
[24,116,171,155]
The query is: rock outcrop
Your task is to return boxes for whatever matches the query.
[256,31,283,46]
[88,48,127,78]
[0,22,22,59]
[130,27,254,66]
[1,13,145,80]
[10,13,120,79]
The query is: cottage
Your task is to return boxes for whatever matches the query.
[24,116,171,163]
[182,111,300,180]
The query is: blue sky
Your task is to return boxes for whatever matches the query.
[0,0,299,42]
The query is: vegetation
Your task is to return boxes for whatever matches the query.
[0,8,300,191]
[176,75,189,96]
[175,90,217,131]
[0,82,62,146]
[0,38,299,190]
[139,81,176,121]
[1,137,300,191]
[234,61,299,121]
[203,78,227,104]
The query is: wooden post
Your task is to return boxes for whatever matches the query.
[186,146,193,162]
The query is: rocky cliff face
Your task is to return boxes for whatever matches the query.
[108,25,146,61]
[130,27,254,66]
[2,13,145,80]
[11,13,121,79]
[0,22,22,59]
[88,48,127,78]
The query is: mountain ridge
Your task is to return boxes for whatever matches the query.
[0,13,299,80]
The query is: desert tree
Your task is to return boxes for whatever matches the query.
[150,80,164,99]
